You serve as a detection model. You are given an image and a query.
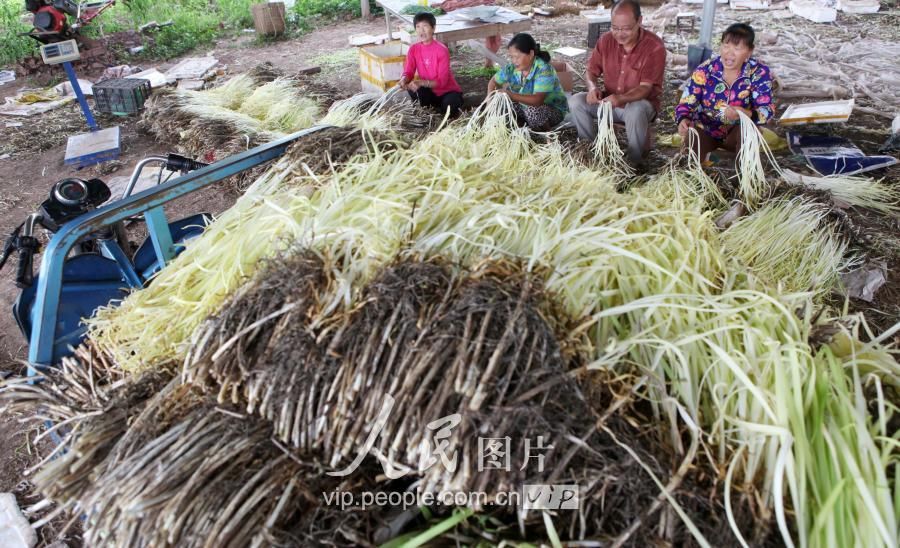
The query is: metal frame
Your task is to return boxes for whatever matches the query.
[27,124,332,370]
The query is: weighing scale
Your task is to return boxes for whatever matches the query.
[40,39,120,168]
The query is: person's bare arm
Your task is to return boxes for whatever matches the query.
[604,82,652,107]
[506,91,547,107]
[584,69,603,104]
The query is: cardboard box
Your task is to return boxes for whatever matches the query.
[551,61,576,93]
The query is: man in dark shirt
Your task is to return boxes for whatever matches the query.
[568,0,666,167]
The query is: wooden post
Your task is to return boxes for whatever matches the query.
[361,0,371,19]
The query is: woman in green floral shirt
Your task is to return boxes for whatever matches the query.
[487,33,568,131]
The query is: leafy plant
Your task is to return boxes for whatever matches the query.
[0,0,338,67]
[294,0,362,18]
[400,4,443,15]
[0,0,38,66]
[456,65,499,79]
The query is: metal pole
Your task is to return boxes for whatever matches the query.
[62,61,98,132]
[699,0,717,49]
[687,0,717,72]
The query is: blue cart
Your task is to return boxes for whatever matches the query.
[12,125,331,372]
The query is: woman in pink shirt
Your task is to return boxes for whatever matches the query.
[398,13,464,117]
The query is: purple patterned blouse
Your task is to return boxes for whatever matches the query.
[675,56,775,140]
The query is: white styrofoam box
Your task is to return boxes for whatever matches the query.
[836,0,879,13]
[582,12,611,22]
[127,68,174,88]
[553,46,587,58]
[396,30,419,45]
[359,42,408,94]
[164,56,219,80]
[730,0,770,9]
[789,0,837,21]
[349,34,378,46]
[0,493,36,548]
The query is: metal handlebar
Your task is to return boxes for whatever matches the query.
[0,214,43,289]
[166,153,209,174]
[122,154,211,200]
[123,156,168,200]
[16,239,37,289]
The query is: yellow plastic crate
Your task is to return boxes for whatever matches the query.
[359,42,408,94]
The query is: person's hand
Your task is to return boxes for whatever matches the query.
[602,94,624,108]
[408,80,420,92]
[398,76,408,90]
[678,118,692,138]
[586,87,602,105]
[724,106,749,121]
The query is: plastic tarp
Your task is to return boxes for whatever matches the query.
[0,79,94,117]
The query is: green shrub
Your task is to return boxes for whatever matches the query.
[0,0,364,67]
[293,0,375,19]
[0,0,38,66]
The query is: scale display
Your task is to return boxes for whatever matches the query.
[40,40,81,65]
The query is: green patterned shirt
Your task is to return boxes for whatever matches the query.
[494,57,569,115]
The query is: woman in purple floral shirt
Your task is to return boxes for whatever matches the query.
[675,23,774,162]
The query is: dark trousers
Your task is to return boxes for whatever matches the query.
[408,88,463,118]
[683,125,742,162]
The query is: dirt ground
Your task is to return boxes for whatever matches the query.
[0,4,898,544]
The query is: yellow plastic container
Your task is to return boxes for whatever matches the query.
[358,42,408,94]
